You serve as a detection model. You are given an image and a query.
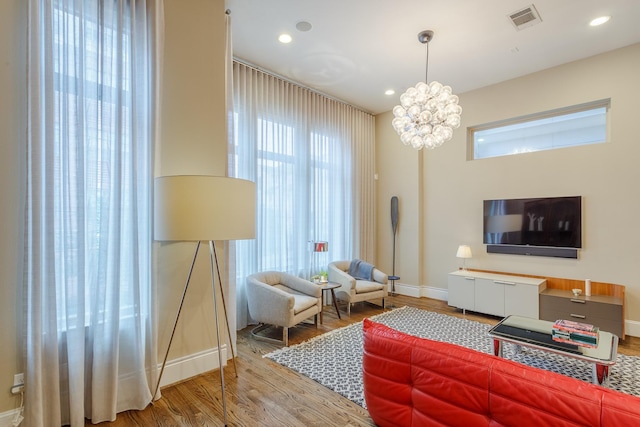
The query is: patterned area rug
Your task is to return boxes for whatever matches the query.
[264,306,640,408]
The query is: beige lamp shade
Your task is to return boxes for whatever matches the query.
[456,245,472,259]
[154,175,256,241]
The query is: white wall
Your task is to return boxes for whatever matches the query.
[377,43,640,332]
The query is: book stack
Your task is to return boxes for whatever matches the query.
[552,319,599,348]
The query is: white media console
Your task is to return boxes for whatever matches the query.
[448,270,547,319]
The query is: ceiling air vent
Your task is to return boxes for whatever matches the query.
[508,4,542,31]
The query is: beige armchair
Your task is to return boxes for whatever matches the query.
[328,260,388,316]
[246,271,322,346]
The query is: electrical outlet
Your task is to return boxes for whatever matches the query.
[13,373,23,387]
[11,373,24,394]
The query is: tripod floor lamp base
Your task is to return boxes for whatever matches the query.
[153,241,236,426]
[153,175,256,426]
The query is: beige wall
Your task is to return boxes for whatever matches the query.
[375,121,425,294]
[377,43,640,333]
[0,0,27,416]
[0,0,229,415]
[156,0,230,382]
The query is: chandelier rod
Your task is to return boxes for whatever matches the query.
[418,30,434,84]
[425,39,429,83]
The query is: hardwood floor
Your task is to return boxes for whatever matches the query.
[91,295,640,426]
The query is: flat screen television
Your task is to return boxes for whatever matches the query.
[483,196,582,258]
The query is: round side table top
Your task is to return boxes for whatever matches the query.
[319,281,341,290]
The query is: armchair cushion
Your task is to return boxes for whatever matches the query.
[272,285,319,314]
[355,280,384,294]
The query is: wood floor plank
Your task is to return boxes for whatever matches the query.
[89,295,640,426]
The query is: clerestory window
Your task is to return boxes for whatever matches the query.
[469,99,609,160]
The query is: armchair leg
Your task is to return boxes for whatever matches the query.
[251,324,289,346]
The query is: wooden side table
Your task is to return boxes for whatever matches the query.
[319,282,342,323]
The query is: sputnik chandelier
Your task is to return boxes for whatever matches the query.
[392,30,462,150]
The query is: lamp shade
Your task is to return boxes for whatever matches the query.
[456,245,472,259]
[154,175,256,241]
[312,241,328,252]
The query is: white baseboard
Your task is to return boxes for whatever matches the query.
[391,283,448,301]
[420,285,448,301]
[0,409,21,427]
[391,282,421,298]
[159,345,228,388]
[625,320,640,338]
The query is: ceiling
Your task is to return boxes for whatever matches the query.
[226,0,640,115]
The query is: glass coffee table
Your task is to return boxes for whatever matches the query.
[488,315,618,386]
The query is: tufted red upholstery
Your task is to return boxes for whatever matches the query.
[362,319,640,427]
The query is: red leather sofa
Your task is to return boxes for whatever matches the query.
[362,319,640,427]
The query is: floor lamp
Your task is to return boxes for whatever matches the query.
[309,240,328,280]
[153,175,256,426]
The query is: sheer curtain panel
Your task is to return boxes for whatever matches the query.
[25,1,163,425]
[230,62,376,329]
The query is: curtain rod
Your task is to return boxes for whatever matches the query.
[232,57,374,116]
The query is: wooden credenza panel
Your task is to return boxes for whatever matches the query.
[539,289,624,339]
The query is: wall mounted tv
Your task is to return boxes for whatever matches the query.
[483,196,582,259]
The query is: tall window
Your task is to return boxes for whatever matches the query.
[51,3,142,328]
[230,62,376,328]
[25,1,162,424]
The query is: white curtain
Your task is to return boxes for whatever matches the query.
[230,62,376,329]
[25,1,163,425]
[224,10,239,339]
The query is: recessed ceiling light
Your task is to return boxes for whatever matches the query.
[278,34,292,44]
[385,89,395,96]
[589,16,610,26]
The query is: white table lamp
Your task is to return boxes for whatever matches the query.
[456,245,472,271]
